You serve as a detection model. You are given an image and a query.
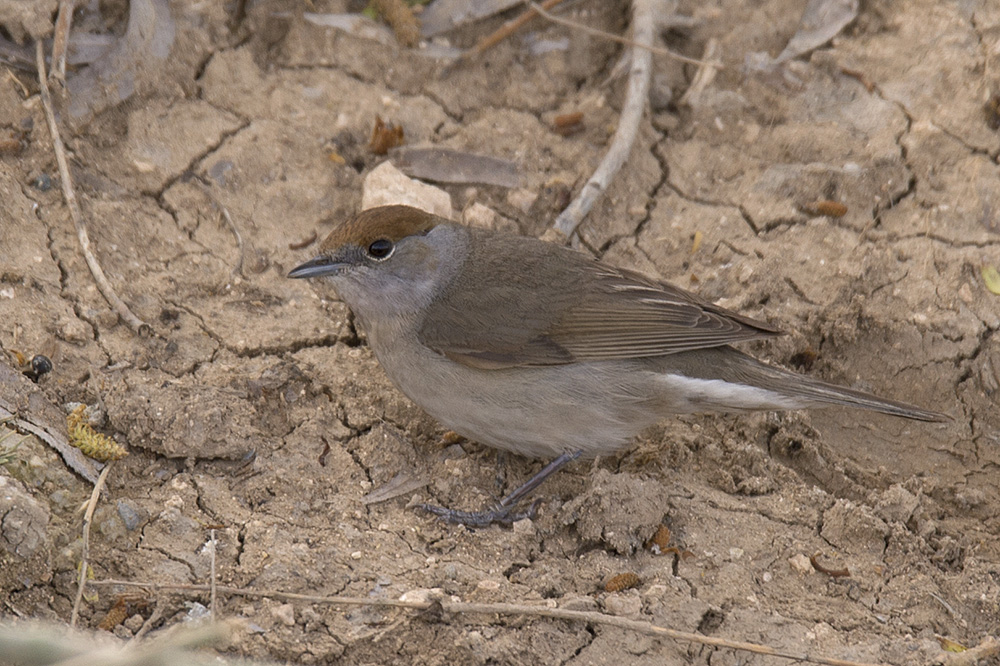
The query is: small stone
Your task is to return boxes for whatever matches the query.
[272,603,295,627]
[33,173,52,191]
[117,499,145,530]
[603,593,642,617]
[362,162,453,219]
[788,553,812,574]
[56,316,92,344]
[874,485,919,524]
[399,588,446,604]
[506,188,537,213]
[463,202,497,229]
[124,614,145,632]
[821,499,889,554]
[512,517,534,535]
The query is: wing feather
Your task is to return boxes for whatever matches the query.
[418,227,780,369]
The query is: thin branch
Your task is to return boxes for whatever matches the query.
[129,601,165,642]
[529,1,717,68]
[467,0,566,60]
[70,463,113,627]
[550,0,654,242]
[35,41,151,335]
[51,0,78,83]
[87,579,891,666]
[678,38,721,106]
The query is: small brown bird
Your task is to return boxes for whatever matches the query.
[289,205,947,526]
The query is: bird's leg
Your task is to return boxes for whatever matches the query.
[417,450,583,527]
[494,450,508,493]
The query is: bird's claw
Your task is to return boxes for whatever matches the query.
[415,497,542,527]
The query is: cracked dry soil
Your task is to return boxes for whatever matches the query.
[1,0,999,664]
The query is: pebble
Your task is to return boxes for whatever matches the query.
[603,593,642,617]
[788,553,812,574]
[117,499,145,531]
[361,162,453,219]
[124,613,146,632]
[272,603,296,627]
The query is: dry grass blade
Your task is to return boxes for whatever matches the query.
[70,464,113,627]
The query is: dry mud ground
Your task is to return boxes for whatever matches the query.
[1,0,999,664]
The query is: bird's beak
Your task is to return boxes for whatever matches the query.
[288,255,342,279]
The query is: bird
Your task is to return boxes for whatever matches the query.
[289,205,948,526]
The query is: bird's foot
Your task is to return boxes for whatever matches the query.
[413,449,582,528]
[415,498,542,527]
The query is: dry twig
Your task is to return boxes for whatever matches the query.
[550,0,654,242]
[465,0,566,60]
[130,601,165,642]
[88,579,892,666]
[51,0,78,83]
[70,463,114,627]
[678,38,721,106]
[35,41,151,335]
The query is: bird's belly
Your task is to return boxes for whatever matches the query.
[373,343,661,459]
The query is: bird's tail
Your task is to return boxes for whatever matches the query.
[655,347,949,422]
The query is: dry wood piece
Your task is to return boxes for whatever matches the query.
[35,41,151,335]
[551,0,654,242]
[0,363,102,485]
[50,0,78,82]
[85,579,898,666]
[678,37,721,107]
[464,0,566,61]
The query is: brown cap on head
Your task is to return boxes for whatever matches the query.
[319,205,442,252]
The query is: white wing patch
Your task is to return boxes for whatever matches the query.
[658,374,809,413]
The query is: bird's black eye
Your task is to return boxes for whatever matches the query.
[367,239,393,259]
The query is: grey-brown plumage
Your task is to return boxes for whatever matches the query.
[290,205,947,523]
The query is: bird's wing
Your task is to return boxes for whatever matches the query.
[417,232,780,369]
